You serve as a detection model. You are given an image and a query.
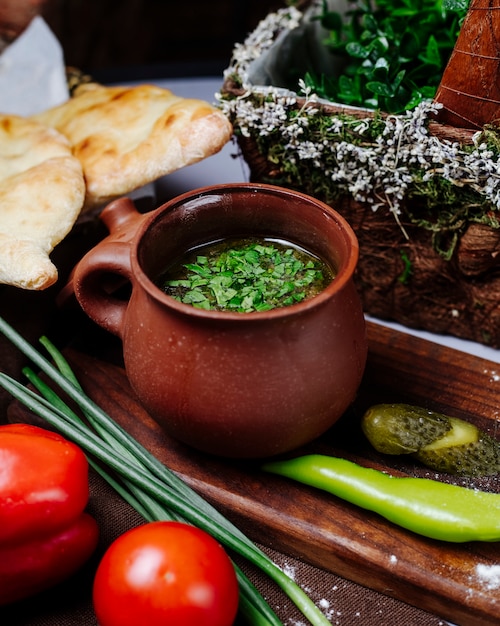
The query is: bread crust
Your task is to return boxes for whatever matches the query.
[33,83,233,209]
[0,115,85,290]
[1,85,232,290]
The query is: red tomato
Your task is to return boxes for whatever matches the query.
[93,521,239,626]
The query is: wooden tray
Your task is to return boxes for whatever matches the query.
[10,321,500,626]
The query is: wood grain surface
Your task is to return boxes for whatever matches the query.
[9,321,500,626]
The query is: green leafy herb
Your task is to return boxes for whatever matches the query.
[219,3,500,259]
[443,0,469,10]
[304,0,468,113]
[162,238,332,312]
[398,250,413,284]
[0,315,331,626]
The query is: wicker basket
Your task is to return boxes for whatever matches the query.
[220,0,500,348]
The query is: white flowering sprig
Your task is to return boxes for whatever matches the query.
[224,6,303,88]
[218,4,500,256]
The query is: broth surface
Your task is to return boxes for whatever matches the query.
[157,237,334,312]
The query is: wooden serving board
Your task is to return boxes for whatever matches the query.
[10,321,500,626]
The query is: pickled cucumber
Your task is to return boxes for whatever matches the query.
[362,403,500,477]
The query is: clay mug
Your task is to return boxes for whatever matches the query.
[72,183,367,458]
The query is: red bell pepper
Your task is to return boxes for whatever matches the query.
[0,423,99,605]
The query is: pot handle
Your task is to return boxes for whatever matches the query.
[72,197,147,338]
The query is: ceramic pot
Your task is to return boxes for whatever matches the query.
[72,183,367,458]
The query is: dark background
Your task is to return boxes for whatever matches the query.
[0,0,285,81]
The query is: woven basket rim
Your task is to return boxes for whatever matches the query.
[221,78,477,146]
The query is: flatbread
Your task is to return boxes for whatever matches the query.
[33,83,233,209]
[0,114,85,290]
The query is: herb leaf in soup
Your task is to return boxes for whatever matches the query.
[160,238,334,313]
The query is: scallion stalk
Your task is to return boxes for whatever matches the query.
[0,315,330,626]
[2,372,280,626]
[21,365,277,625]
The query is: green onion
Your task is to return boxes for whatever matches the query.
[0,315,330,626]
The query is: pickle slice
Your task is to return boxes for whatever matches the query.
[362,403,452,454]
[415,416,500,477]
[362,404,500,477]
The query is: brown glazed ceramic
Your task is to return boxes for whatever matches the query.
[72,183,367,458]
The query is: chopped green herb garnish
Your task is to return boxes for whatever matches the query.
[160,238,333,312]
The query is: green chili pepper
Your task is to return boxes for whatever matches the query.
[262,454,500,543]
